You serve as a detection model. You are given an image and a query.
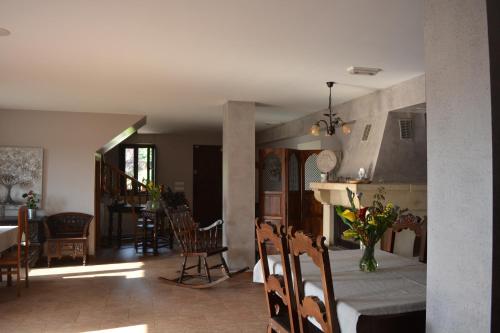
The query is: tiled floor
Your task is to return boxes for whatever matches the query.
[0,247,268,333]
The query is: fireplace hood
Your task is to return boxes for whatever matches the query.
[334,103,427,183]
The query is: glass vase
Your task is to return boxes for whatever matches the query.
[359,245,378,272]
[150,200,160,210]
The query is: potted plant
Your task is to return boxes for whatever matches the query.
[144,181,161,210]
[22,190,39,219]
[336,187,404,272]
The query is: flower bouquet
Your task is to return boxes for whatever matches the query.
[336,187,403,272]
[22,190,40,219]
[144,180,162,209]
[22,190,39,209]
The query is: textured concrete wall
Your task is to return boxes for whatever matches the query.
[425,0,492,331]
[257,75,425,179]
[372,111,427,182]
[222,101,255,269]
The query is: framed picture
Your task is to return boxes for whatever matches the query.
[0,146,43,209]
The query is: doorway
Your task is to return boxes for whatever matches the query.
[193,145,223,227]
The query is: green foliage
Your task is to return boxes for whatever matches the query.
[144,180,161,202]
[162,186,188,208]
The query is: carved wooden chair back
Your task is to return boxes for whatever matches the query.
[44,212,92,238]
[288,227,339,333]
[255,219,299,333]
[388,214,427,263]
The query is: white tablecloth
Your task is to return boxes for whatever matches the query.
[253,249,426,333]
[0,226,18,252]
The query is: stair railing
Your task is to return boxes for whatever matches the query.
[101,162,150,206]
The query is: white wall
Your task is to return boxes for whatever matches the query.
[425,0,492,331]
[0,109,144,254]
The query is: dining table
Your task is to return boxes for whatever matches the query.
[253,248,426,333]
[0,226,18,253]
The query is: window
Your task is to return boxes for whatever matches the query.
[119,144,156,191]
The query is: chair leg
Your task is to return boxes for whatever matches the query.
[16,262,21,297]
[178,257,187,283]
[0,267,3,283]
[197,257,201,274]
[220,253,230,276]
[7,267,12,286]
[83,242,87,266]
[267,323,273,333]
[203,257,212,282]
[47,257,51,268]
[25,259,29,288]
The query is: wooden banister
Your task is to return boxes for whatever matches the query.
[101,161,150,205]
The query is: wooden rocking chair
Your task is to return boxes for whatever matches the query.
[159,209,247,288]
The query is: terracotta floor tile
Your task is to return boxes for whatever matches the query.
[0,247,267,333]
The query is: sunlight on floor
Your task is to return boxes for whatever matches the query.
[30,262,145,277]
[84,324,148,333]
[62,269,144,279]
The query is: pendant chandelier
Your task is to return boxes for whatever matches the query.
[311,82,351,136]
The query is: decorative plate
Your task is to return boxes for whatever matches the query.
[316,150,337,173]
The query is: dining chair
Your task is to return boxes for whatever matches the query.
[0,206,29,296]
[133,206,155,252]
[384,214,427,263]
[256,219,299,333]
[288,227,339,333]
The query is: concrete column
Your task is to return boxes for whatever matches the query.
[425,0,493,332]
[222,101,255,269]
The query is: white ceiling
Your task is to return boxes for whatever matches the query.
[0,0,423,133]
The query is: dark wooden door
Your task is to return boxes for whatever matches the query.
[193,145,222,227]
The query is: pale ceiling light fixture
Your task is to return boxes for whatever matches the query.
[0,28,11,36]
[311,82,351,136]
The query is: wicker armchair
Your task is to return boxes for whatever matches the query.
[43,212,93,267]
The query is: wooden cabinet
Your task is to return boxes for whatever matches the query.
[258,148,323,236]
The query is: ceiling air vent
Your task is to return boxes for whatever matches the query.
[347,66,382,76]
[361,124,372,141]
[399,119,413,139]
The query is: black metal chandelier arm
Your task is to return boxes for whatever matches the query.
[332,117,344,126]
[316,119,329,128]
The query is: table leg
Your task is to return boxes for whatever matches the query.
[143,219,147,253]
[153,214,159,255]
[108,209,113,246]
[169,228,174,249]
[117,212,122,248]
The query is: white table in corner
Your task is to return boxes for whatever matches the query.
[0,226,18,252]
[253,249,426,333]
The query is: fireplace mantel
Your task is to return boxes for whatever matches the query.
[309,182,427,245]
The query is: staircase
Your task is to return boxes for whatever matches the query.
[100,161,150,205]
[98,161,151,247]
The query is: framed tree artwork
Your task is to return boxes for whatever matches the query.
[0,146,43,209]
